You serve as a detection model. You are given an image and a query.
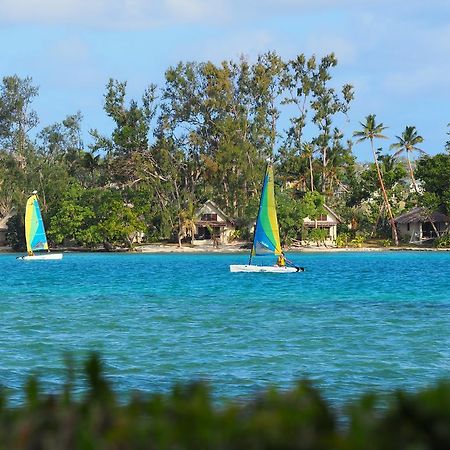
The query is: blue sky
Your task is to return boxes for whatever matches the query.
[1,0,449,161]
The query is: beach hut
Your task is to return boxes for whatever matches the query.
[194,200,235,244]
[395,207,449,243]
[302,204,342,243]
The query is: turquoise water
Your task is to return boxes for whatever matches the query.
[1,251,450,405]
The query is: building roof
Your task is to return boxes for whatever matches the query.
[323,204,342,223]
[395,207,450,224]
[195,200,234,224]
[303,204,342,225]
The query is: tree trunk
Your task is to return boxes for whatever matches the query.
[322,146,327,192]
[371,140,399,245]
[309,156,314,192]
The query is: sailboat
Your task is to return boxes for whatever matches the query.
[17,192,63,260]
[230,162,303,273]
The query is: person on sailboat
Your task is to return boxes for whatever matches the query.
[276,253,286,267]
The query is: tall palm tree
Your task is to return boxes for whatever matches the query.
[390,126,425,194]
[353,114,399,245]
[391,126,439,237]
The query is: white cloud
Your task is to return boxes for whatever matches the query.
[0,0,230,28]
[1,0,448,33]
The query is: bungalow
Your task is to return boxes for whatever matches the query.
[302,204,342,243]
[194,200,235,244]
[395,207,450,243]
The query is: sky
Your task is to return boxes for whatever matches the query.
[1,0,449,161]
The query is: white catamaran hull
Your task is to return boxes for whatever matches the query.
[230,264,301,273]
[17,253,63,261]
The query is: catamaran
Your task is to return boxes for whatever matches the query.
[17,192,63,261]
[230,162,303,273]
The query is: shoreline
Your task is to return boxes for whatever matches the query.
[2,242,450,254]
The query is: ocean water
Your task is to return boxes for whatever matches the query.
[0,250,449,406]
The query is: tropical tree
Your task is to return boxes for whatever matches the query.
[0,75,39,158]
[90,79,158,186]
[353,115,399,245]
[390,126,425,194]
[281,53,354,193]
[390,126,443,237]
[302,142,316,192]
[177,203,197,247]
[416,153,450,214]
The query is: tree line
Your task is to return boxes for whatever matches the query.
[0,52,449,250]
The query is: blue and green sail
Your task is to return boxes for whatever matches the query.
[250,164,282,260]
[25,194,48,255]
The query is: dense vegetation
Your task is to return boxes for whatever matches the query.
[1,53,449,250]
[0,354,449,449]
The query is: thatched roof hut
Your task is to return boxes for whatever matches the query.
[395,207,449,224]
[395,207,450,243]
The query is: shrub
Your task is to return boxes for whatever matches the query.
[1,355,450,449]
[336,232,350,248]
[381,239,391,247]
[435,232,450,248]
[350,235,365,248]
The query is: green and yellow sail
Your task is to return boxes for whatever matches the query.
[25,194,48,255]
[251,164,282,257]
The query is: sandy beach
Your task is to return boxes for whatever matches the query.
[134,241,450,253]
[2,242,449,254]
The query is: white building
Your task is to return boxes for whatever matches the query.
[302,204,342,243]
[194,200,235,244]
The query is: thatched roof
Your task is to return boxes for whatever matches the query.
[395,207,450,224]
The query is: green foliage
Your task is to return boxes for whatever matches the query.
[1,354,450,449]
[350,234,365,248]
[299,191,326,219]
[416,154,450,214]
[276,188,305,245]
[434,232,450,248]
[281,53,354,192]
[5,213,25,250]
[336,232,350,247]
[48,185,145,249]
[2,61,450,251]
[304,227,328,244]
[0,75,39,154]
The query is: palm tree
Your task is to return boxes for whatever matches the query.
[390,126,425,194]
[353,114,399,245]
[391,126,439,237]
[177,203,197,247]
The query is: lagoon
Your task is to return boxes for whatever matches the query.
[0,251,449,405]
